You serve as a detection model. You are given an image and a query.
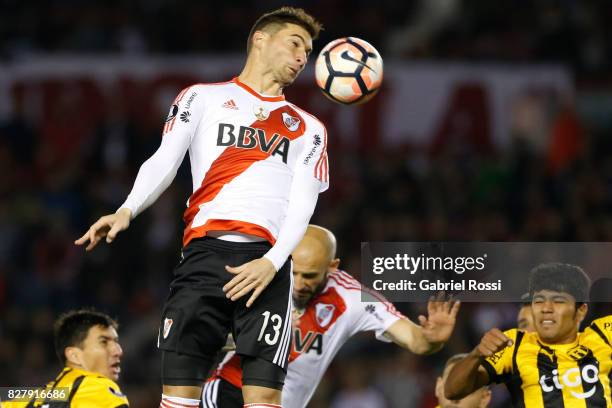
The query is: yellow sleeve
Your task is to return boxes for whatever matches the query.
[71,376,129,407]
[589,315,612,346]
[480,328,518,384]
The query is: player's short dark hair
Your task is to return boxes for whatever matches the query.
[528,263,590,304]
[247,7,323,54]
[54,308,118,365]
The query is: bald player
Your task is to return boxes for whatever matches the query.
[201,225,461,408]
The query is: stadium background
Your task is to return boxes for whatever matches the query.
[1,0,612,406]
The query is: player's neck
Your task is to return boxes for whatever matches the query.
[537,330,578,345]
[238,63,284,96]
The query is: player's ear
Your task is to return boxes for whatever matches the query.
[434,376,443,398]
[575,302,588,324]
[328,258,340,272]
[65,346,83,366]
[252,30,268,51]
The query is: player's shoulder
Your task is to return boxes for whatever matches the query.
[503,328,520,342]
[177,79,237,99]
[589,314,612,329]
[76,374,129,405]
[327,269,362,293]
[287,102,327,133]
[327,270,379,304]
[586,314,612,344]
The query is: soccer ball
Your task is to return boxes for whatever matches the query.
[315,37,383,105]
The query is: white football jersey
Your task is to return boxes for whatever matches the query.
[208,270,404,408]
[120,78,329,269]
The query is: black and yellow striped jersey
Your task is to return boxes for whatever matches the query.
[1,367,129,408]
[481,315,612,408]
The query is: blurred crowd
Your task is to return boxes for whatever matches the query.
[1,0,612,76]
[2,1,612,407]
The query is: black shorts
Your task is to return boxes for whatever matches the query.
[201,378,243,408]
[158,237,292,383]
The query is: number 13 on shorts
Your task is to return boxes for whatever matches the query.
[258,311,283,345]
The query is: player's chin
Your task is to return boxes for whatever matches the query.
[109,363,121,380]
[282,71,299,85]
[293,295,309,308]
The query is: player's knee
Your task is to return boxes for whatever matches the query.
[242,385,281,404]
[241,355,285,404]
[162,385,203,400]
[241,355,286,390]
[161,350,213,387]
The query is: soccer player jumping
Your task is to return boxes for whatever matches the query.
[76,7,327,408]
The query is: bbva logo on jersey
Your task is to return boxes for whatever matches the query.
[294,328,323,355]
[217,123,290,163]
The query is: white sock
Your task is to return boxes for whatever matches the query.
[160,394,200,408]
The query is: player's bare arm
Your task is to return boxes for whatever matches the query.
[74,208,132,251]
[444,328,512,399]
[383,296,460,354]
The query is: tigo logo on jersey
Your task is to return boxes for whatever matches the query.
[163,318,173,339]
[282,112,301,131]
[539,364,600,399]
[315,303,335,327]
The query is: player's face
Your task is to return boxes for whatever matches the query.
[261,23,312,86]
[80,325,123,381]
[532,290,586,343]
[436,364,491,408]
[517,305,535,332]
[292,259,328,309]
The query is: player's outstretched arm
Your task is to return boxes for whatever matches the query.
[75,208,132,251]
[384,296,460,354]
[75,87,196,252]
[444,328,512,399]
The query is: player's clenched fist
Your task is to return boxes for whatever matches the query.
[474,328,513,357]
[75,208,132,251]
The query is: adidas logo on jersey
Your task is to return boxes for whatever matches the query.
[217,123,290,163]
[222,99,239,110]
